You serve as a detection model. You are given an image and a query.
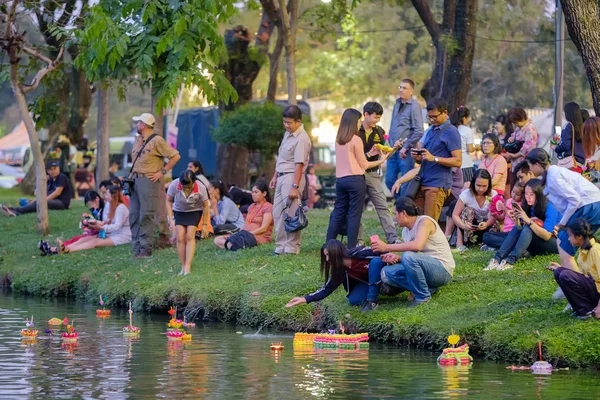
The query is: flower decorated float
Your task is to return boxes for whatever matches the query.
[48,317,68,326]
[96,295,111,318]
[62,321,79,343]
[122,302,140,337]
[21,316,38,340]
[437,332,473,365]
[166,306,191,341]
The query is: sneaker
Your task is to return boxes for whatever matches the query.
[380,283,403,297]
[408,298,430,308]
[357,239,365,247]
[571,311,593,320]
[1,205,16,217]
[497,260,514,271]
[37,240,50,256]
[484,258,500,271]
[552,287,566,300]
[480,244,496,252]
[562,303,573,313]
[361,300,378,313]
[458,245,468,254]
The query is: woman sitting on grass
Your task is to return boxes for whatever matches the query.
[451,169,499,252]
[285,239,385,311]
[548,218,600,320]
[209,180,245,235]
[484,179,559,271]
[214,180,273,251]
[41,185,131,254]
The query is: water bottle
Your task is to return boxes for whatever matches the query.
[99,230,106,239]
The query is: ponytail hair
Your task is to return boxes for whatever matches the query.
[210,179,229,199]
[394,197,422,216]
[567,218,594,251]
[450,105,470,127]
[179,169,197,186]
[526,148,551,185]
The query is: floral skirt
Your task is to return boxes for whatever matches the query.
[459,206,500,245]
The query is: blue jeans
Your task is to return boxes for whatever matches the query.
[482,231,508,249]
[326,175,366,248]
[380,251,452,302]
[346,282,368,305]
[385,151,415,199]
[494,225,558,264]
[557,201,600,255]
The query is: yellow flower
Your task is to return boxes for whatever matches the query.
[448,334,460,345]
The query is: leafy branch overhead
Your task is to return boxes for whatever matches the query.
[74,0,240,111]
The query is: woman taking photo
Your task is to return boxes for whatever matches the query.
[553,102,585,172]
[285,239,385,312]
[326,108,389,248]
[371,197,455,308]
[214,180,274,251]
[485,179,560,271]
[478,133,508,196]
[526,148,600,270]
[167,170,210,276]
[209,179,245,235]
[451,169,499,252]
[548,218,600,320]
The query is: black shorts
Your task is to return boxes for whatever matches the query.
[225,230,257,251]
[174,210,202,227]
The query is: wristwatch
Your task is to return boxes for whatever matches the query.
[161,168,167,174]
[292,184,299,189]
[434,157,439,163]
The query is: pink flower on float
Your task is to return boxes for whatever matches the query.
[383,134,389,140]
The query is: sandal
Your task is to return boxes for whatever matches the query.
[55,238,69,254]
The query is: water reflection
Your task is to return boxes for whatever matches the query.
[1,294,600,399]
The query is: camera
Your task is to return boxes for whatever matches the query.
[122,178,135,196]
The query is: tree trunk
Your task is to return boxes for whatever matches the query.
[441,0,477,111]
[96,87,110,185]
[67,67,93,144]
[278,0,299,105]
[216,144,250,187]
[10,63,49,235]
[151,94,165,135]
[267,29,284,102]
[560,0,600,115]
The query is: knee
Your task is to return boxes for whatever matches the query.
[380,267,390,283]
[401,251,418,267]
[348,295,363,306]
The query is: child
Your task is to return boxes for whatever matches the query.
[481,184,524,250]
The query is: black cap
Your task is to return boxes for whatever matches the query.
[46,160,60,169]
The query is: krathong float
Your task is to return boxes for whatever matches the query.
[96,295,111,317]
[49,317,68,326]
[313,332,370,350]
[62,321,79,343]
[437,331,473,365]
[122,302,140,337]
[21,315,38,339]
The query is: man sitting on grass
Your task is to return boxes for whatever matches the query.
[1,160,72,217]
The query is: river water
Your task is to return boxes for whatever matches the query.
[0,294,599,399]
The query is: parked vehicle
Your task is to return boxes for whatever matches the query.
[0,163,25,189]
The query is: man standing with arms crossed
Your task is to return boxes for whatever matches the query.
[129,113,181,257]
[270,105,312,255]
[385,79,424,198]
[357,102,399,244]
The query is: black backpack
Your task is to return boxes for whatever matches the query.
[347,246,380,260]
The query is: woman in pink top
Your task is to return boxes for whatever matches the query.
[326,108,389,248]
[478,133,508,196]
[214,180,274,251]
[503,107,538,173]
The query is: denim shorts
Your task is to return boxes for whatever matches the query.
[558,201,600,256]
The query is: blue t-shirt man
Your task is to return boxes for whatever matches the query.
[419,120,462,190]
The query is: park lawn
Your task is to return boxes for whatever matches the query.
[0,188,599,367]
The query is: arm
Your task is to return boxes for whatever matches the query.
[215,199,235,225]
[47,186,64,201]
[418,148,462,168]
[381,218,435,253]
[518,125,538,157]
[303,273,344,304]
[249,212,273,236]
[405,103,424,149]
[554,126,571,155]
[288,163,304,200]
[103,205,128,234]
[166,195,175,229]
[553,173,583,227]
[164,154,181,173]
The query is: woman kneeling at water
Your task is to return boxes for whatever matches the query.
[285,239,385,310]
[214,180,274,251]
[370,197,455,308]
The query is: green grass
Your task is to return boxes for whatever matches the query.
[1,188,599,367]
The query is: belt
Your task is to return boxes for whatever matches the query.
[277,171,294,177]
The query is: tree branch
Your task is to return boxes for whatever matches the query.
[4,0,19,40]
[21,45,53,65]
[410,0,440,42]
[21,46,64,94]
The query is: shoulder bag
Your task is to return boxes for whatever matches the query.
[122,134,158,195]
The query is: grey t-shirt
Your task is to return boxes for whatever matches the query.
[167,179,209,212]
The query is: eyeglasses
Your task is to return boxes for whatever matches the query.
[426,113,442,120]
[481,141,494,146]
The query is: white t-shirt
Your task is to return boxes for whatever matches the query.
[402,215,455,276]
[459,189,498,222]
[458,125,474,168]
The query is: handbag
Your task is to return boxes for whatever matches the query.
[123,134,158,194]
[503,140,524,154]
[283,198,308,233]
[557,122,578,170]
[403,123,451,200]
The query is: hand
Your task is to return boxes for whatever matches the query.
[201,225,209,239]
[410,149,423,162]
[462,223,474,232]
[150,170,164,182]
[285,297,306,308]
[413,148,433,162]
[381,253,400,264]
[391,179,401,195]
[477,221,488,231]
[594,307,600,319]
[371,241,388,253]
[508,136,515,143]
[288,187,300,200]
[393,139,403,148]
[546,261,561,271]
[399,147,408,159]
[169,219,175,232]
[269,175,277,189]
[367,146,380,157]
[379,150,390,161]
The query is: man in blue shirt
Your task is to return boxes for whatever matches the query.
[385,79,424,198]
[410,98,462,221]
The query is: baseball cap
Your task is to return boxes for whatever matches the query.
[132,113,156,127]
[46,160,60,168]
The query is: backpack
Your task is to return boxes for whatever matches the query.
[347,246,381,260]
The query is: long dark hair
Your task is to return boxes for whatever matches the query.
[495,114,513,145]
[336,108,362,145]
[521,179,548,221]
[470,169,492,197]
[526,148,551,185]
[84,190,105,215]
[482,133,502,155]
[106,185,127,222]
[567,218,594,251]
[210,179,229,199]
[395,197,422,216]
[253,179,272,203]
[564,102,583,142]
[179,170,196,186]
[188,160,205,176]
[320,239,348,282]
[450,105,470,127]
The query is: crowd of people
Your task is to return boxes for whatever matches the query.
[3,83,600,320]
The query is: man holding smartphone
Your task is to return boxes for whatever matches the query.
[410,98,462,221]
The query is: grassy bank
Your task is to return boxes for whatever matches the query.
[1,188,599,368]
